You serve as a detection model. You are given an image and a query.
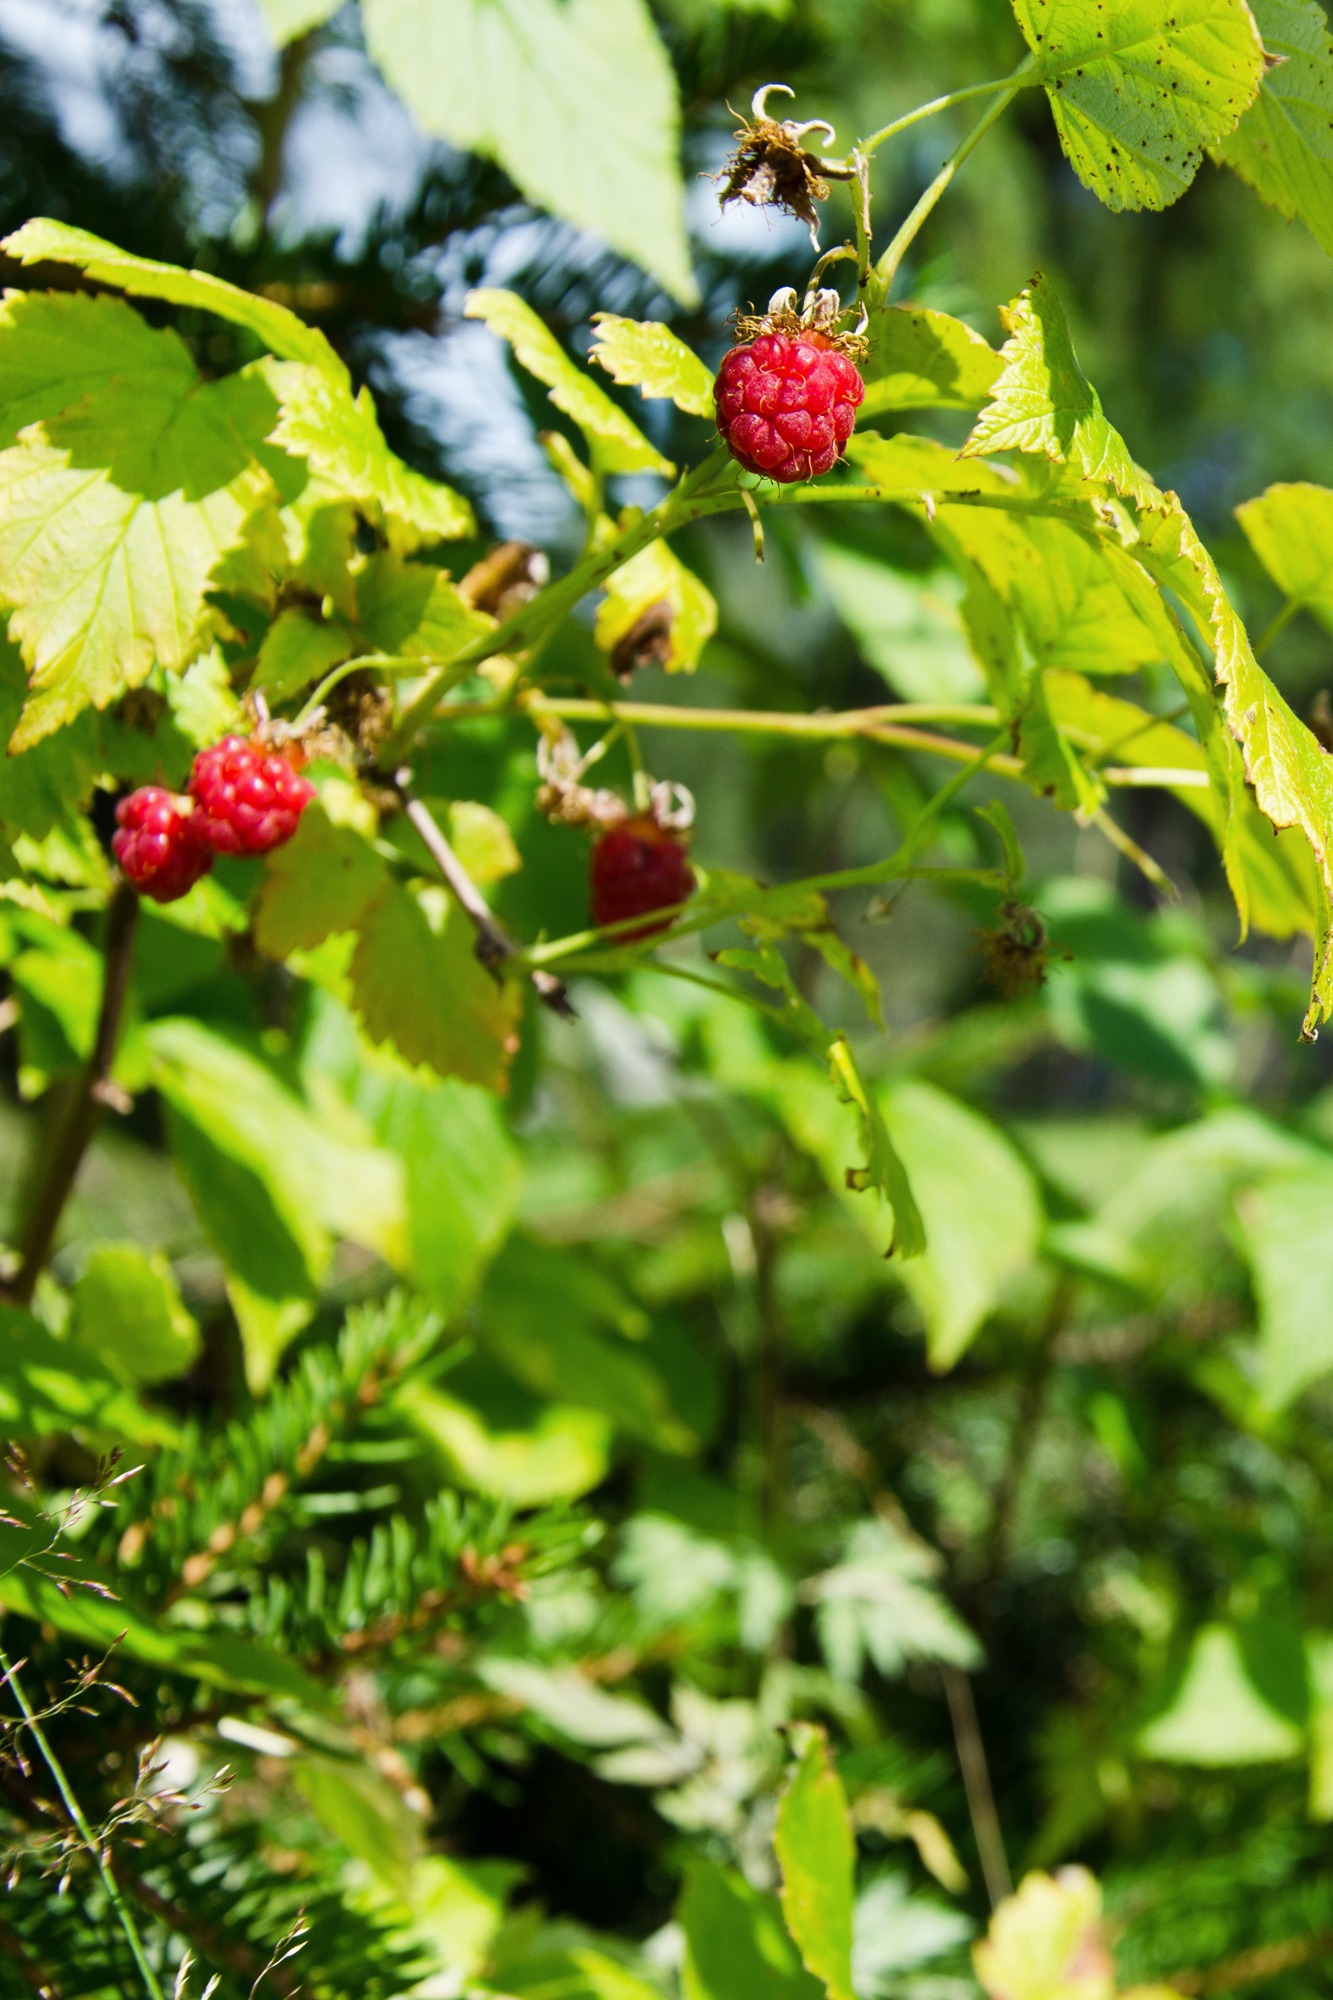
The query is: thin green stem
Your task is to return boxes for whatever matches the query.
[0,1644,167,2000]
[1255,596,1303,658]
[383,444,738,757]
[873,57,1033,298]
[860,70,1033,156]
[523,693,1003,737]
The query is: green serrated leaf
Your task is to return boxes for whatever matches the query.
[1,218,348,380]
[71,1242,201,1387]
[355,548,494,661]
[466,290,673,476]
[1135,489,1333,1035]
[262,359,474,549]
[775,1731,857,2000]
[361,0,697,304]
[0,290,193,450]
[595,539,717,673]
[350,880,521,1091]
[254,804,388,958]
[0,633,98,835]
[860,304,1002,418]
[963,274,1154,503]
[1014,0,1265,211]
[253,607,357,701]
[588,314,715,416]
[0,363,277,746]
[1236,479,1333,633]
[1217,0,1333,257]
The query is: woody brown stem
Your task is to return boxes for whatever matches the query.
[6,880,139,1306]
[394,774,574,1018]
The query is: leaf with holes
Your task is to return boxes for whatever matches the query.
[1013,0,1265,211]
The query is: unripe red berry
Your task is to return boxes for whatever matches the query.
[714,331,863,482]
[112,787,213,903]
[188,735,315,857]
[590,817,695,939]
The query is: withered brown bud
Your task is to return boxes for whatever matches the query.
[610,599,674,680]
[716,84,851,249]
[460,540,550,620]
[975,901,1050,1000]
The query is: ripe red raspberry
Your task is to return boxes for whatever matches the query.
[112,788,213,903]
[590,817,694,938]
[715,331,863,482]
[188,736,315,857]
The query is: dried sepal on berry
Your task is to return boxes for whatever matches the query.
[717,84,854,249]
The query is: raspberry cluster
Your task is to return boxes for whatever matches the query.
[714,330,863,483]
[590,817,694,939]
[114,736,315,903]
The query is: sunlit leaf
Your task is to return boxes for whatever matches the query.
[775,1730,857,2000]
[362,0,697,303]
[963,274,1154,503]
[1138,1625,1304,1763]
[1217,0,1333,258]
[1235,479,1333,634]
[595,539,717,673]
[2,217,347,379]
[263,359,475,549]
[589,313,715,416]
[350,879,522,1091]
[973,1866,1113,2000]
[1013,0,1265,211]
[71,1241,200,1387]
[861,304,1001,418]
[466,289,673,475]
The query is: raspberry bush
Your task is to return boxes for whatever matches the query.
[7,3,1333,1996]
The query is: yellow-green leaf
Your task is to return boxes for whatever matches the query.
[963,274,1154,504]
[589,314,715,417]
[2,217,347,381]
[350,880,521,1091]
[595,539,717,673]
[1014,0,1265,211]
[774,1731,857,2000]
[361,0,697,304]
[466,289,673,475]
[262,360,474,549]
[1235,479,1333,634]
[861,304,1002,417]
[1217,0,1333,258]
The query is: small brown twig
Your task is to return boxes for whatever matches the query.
[393,771,574,1018]
[941,1664,1011,1909]
[6,880,139,1305]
